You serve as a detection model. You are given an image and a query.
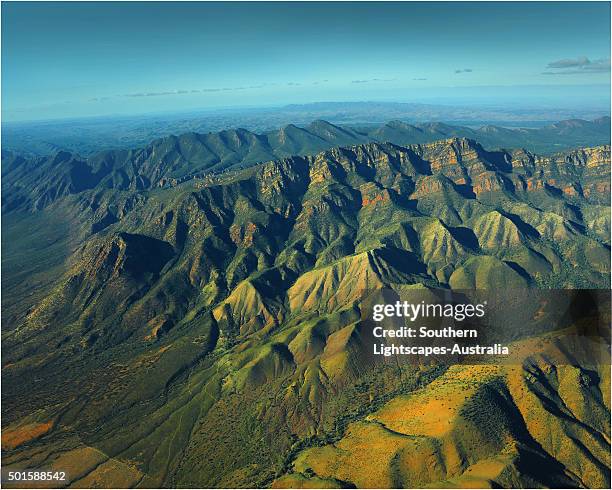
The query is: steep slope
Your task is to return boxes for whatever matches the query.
[276,334,610,488]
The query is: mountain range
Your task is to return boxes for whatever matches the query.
[2,114,610,159]
[2,117,611,215]
[1,123,610,488]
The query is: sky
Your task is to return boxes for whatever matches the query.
[2,1,610,122]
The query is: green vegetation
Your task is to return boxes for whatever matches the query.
[1,133,610,488]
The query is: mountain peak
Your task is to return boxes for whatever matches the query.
[385,120,412,128]
[308,119,337,129]
[551,119,589,129]
[280,123,301,132]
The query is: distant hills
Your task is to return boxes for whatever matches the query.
[362,116,611,154]
[2,114,610,158]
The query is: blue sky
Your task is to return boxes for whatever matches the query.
[2,1,610,121]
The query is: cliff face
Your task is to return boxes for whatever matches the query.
[1,138,610,488]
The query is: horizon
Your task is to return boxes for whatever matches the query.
[2,95,611,127]
[2,1,611,122]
